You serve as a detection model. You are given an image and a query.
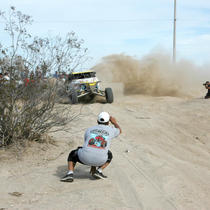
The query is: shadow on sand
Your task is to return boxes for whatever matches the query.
[55,164,96,181]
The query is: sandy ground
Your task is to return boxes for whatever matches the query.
[1,93,210,210]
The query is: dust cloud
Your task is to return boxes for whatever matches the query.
[93,52,209,97]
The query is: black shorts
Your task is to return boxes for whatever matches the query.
[67,147,113,165]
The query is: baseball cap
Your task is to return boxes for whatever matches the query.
[97,112,110,123]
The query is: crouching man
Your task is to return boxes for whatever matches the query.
[61,112,122,182]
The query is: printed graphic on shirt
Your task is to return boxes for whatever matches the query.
[90,129,109,136]
[88,134,107,149]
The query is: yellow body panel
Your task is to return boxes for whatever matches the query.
[72,70,95,75]
[79,82,96,86]
[89,82,96,86]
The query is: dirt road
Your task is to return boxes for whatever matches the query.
[1,94,210,210]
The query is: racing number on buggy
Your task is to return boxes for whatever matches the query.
[88,135,107,149]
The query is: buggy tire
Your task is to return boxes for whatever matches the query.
[105,88,113,103]
[70,89,78,104]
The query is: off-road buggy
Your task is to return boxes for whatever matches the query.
[65,70,113,104]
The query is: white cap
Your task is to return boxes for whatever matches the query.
[97,112,110,123]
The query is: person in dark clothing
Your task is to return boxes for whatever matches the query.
[203,81,210,99]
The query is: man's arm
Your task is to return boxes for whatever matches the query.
[110,116,122,134]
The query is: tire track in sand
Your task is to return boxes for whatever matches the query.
[111,136,177,210]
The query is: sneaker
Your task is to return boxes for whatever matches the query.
[92,170,107,179]
[60,173,74,182]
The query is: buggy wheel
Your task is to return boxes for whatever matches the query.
[70,90,78,104]
[105,88,113,103]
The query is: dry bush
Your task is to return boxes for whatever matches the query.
[0,7,87,147]
[0,80,72,146]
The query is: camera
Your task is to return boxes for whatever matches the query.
[203,81,209,86]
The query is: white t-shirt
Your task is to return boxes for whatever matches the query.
[78,124,120,166]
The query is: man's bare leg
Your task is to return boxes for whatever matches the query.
[68,161,76,171]
[99,162,110,170]
[60,161,76,182]
[90,166,96,175]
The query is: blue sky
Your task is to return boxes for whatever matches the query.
[0,0,210,68]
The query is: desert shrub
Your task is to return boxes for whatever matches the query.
[0,7,88,147]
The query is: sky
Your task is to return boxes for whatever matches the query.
[0,0,210,69]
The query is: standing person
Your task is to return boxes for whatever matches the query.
[53,71,59,79]
[61,112,122,182]
[203,81,210,99]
